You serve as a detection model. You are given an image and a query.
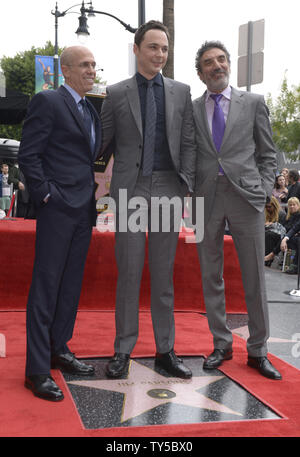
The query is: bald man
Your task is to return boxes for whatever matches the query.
[18,46,102,401]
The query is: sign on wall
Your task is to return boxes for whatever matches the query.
[35,55,64,93]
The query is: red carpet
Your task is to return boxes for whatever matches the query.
[0,310,300,437]
[0,218,246,313]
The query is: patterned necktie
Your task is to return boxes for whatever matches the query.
[210,93,225,175]
[143,80,157,176]
[79,99,94,151]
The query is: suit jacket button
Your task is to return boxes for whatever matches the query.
[136,163,140,168]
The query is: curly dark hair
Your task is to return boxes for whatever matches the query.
[195,41,231,73]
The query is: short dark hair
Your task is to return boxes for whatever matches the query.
[134,20,170,47]
[288,169,299,182]
[195,40,231,73]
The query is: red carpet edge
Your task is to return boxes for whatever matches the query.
[1,311,300,437]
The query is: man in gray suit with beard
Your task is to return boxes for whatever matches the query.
[193,41,281,380]
[101,20,196,379]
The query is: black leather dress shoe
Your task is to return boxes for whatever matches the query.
[51,352,95,375]
[203,349,233,369]
[155,350,192,379]
[25,375,64,402]
[247,356,282,380]
[106,353,130,378]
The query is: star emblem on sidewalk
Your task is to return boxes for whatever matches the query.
[68,360,242,422]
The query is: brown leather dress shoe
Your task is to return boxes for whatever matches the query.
[247,356,282,380]
[51,352,95,375]
[203,349,233,369]
[155,350,192,378]
[25,375,64,401]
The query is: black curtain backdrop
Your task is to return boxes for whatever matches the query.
[0,90,29,125]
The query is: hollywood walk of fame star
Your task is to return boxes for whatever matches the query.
[68,360,242,422]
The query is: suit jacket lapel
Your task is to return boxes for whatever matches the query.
[126,76,143,139]
[58,86,91,146]
[86,98,102,159]
[163,76,175,142]
[221,87,244,148]
[194,93,217,154]
[194,88,244,154]
[124,75,176,143]
[58,86,101,158]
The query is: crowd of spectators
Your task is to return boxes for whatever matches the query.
[265,168,300,275]
[0,161,32,218]
[0,163,12,215]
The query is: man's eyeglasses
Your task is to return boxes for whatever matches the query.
[66,62,96,70]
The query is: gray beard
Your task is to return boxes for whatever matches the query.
[206,72,230,93]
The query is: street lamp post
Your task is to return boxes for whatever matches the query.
[52,3,61,90]
[51,2,93,89]
[138,0,146,26]
[52,1,141,89]
[75,2,90,38]
[75,1,137,41]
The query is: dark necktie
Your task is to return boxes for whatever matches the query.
[79,99,94,151]
[210,93,225,175]
[143,80,157,176]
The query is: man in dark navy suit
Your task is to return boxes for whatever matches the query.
[18,46,102,401]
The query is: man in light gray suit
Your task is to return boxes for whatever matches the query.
[193,41,281,380]
[101,21,196,379]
